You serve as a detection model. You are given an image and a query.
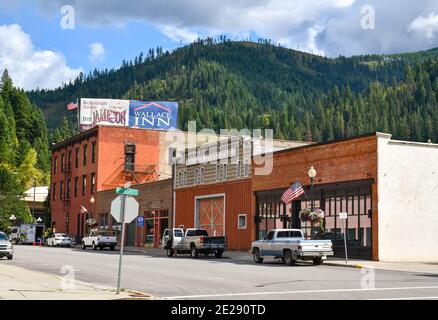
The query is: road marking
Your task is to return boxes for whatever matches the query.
[160,286,438,299]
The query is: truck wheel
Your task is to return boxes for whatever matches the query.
[215,251,223,258]
[313,257,323,265]
[190,245,199,258]
[166,249,174,257]
[92,242,97,251]
[284,250,295,266]
[7,255,13,260]
[82,242,86,250]
[253,248,263,264]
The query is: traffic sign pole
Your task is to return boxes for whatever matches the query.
[116,194,126,294]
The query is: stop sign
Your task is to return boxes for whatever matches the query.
[111,196,139,223]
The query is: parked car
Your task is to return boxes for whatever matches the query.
[47,233,71,247]
[163,228,226,258]
[0,231,13,260]
[251,229,334,266]
[81,231,117,250]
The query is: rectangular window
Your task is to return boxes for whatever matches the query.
[67,151,72,171]
[216,164,221,181]
[125,143,136,171]
[83,144,87,166]
[236,160,241,178]
[60,180,64,200]
[90,173,96,194]
[61,153,65,172]
[222,164,228,180]
[238,214,247,229]
[199,167,204,183]
[75,148,79,168]
[175,172,180,187]
[82,175,87,196]
[99,213,109,230]
[53,156,57,174]
[91,142,96,163]
[243,159,250,177]
[52,183,56,201]
[66,178,71,199]
[74,177,78,197]
[194,168,199,184]
[182,171,186,185]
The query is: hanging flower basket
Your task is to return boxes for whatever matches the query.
[299,208,325,223]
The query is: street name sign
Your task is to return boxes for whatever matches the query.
[116,187,139,196]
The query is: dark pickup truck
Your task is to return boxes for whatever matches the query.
[162,228,226,258]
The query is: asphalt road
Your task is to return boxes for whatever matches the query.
[3,245,438,300]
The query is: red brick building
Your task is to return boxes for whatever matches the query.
[50,126,164,238]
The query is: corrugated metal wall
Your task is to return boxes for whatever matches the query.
[175,179,252,250]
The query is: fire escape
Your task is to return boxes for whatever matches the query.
[101,142,158,189]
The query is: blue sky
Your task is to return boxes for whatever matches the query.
[1,0,438,90]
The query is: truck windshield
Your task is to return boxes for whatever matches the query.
[186,229,208,237]
[0,233,8,241]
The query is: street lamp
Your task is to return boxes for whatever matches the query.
[308,166,316,211]
[9,215,17,226]
[90,196,95,218]
[308,166,317,238]
[36,217,42,224]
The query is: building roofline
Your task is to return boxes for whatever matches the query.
[271,132,379,157]
[51,126,98,152]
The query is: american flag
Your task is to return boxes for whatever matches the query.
[281,181,305,204]
[67,101,78,110]
[80,205,88,214]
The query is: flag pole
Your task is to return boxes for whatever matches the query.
[296,178,310,201]
[76,98,80,133]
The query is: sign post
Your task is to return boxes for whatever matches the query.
[111,187,139,294]
[339,212,348,264]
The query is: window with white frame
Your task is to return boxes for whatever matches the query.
[216,164,221,181]
[236,160,241,178]
[194,168,199,184]
[223,164,228,180]
[199,167,204,183]
[243,159,250,177]
[238,214,247,229]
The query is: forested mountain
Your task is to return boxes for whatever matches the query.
[27,39,438,143]
[0,70,50,227]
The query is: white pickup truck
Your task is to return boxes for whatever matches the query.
[81,231,117,251]
[162,228,226,258]
[251,229,333,266]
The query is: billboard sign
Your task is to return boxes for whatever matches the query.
[79,99,178,131]
[129,101,178,130]
[80,98,129,131]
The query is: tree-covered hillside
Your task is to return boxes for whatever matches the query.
[27,39,438,143]
[0,70,50,228]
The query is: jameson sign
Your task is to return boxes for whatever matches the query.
[79,98,178,131]
[80,98,129,131]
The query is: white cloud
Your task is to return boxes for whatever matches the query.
[89,42,106,62]
[159,26,200,43]
[0,24,82,90]
[36,0,438,57]
[408,12,438,39]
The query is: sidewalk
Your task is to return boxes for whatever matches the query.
[124,246,438,274]
[0,263,151,300]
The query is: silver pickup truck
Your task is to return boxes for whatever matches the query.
[251,229,333,266]
[162,228,226,258]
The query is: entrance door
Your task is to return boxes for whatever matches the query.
[196,196,225,236]
[126,221,136,246]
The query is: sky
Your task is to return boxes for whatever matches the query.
[1,0,438,90]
